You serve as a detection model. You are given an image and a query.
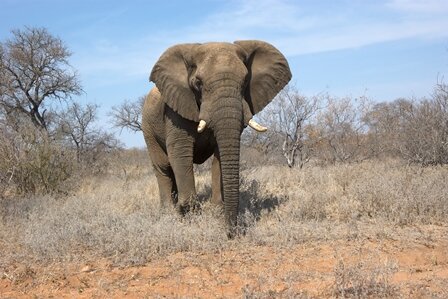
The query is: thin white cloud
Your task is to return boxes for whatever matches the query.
[162,0,448,56]
[387,0,448,13]
[278,18,448,56]
[166,0,327,44]
[73,0,448,79]
[197,0,316,34]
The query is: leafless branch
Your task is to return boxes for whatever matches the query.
[109,96,144,132]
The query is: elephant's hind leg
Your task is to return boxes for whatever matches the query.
[146,139,178,210]
[154,167,178,210]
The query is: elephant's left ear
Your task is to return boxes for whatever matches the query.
[234,40,292,114]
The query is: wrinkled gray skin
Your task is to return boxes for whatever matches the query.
[143,40,291,238]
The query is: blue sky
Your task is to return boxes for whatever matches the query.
[1,0,448,147]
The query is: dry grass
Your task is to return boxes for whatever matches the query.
[240,160,448,245]
[332,244,399,298]
[1,158,447,267]
[1,158,447,298]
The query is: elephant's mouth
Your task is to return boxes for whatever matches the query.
[196,118,267,133]
[196,91,268,134]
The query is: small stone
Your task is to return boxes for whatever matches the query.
[81,265,92,273]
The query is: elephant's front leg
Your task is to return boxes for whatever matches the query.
[166,126,197,215]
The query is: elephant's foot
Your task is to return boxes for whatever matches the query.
[225,212,245,239]
[171,191,178,205]
[226,225,240,240]
[226,223,246,239]
[158,191,178,213]
[176,194,199,216]
[176,203,190,216]
[210,194,223,206]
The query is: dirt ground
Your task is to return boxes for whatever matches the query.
[1,228,447,298]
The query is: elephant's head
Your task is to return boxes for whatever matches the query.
[150,40,291,236]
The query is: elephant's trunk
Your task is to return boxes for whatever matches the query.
[214,108,242,238]
[206,78,244,238]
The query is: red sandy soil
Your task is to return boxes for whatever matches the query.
[1,234,447,298]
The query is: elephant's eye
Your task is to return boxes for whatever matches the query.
[193,76,203,92]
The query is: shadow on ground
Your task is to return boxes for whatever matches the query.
[238,178,284,220]
[197,177,285,225]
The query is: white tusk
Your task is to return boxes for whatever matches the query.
[197,120,207,133]
[248,119,268,132]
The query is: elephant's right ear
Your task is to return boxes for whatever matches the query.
[150,44,200,121]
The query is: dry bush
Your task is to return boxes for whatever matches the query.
[366,82,448,166]
[240,145,279,169]
[19,174,228,265]
[364,98,413,159]
[0,106,121,197]
[346,161,448,225]
[1,158,447,265]
[0,124,76,196]
[241,160,448,245]
[398,86,448,165]
[105,148,153,181]
[55,102,121,166]
[314,96,372,164]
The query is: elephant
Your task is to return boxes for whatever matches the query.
[142,40,291,238]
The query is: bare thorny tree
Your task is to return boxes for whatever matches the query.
[317,95,372,163]
[109,96,144,132]
[0,27,82,131]
[56,102,119,162]
[398,81,448,165]
[363,80,448,165]
[264,85,322,168]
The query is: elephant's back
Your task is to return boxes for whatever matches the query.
[143,87,163,123]
[142,87,166,141]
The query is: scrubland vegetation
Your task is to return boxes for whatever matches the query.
[1,153,447,297]
[1,154,447,262]
[1,27,448,297]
